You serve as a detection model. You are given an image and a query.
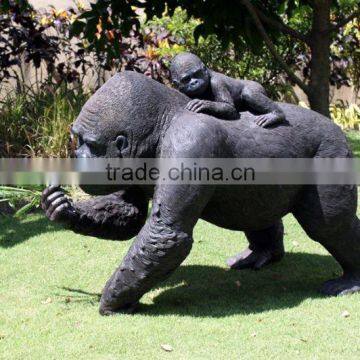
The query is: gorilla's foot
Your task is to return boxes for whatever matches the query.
[321,273,360,296]
[99,301,139,316]
[227,246,284,270]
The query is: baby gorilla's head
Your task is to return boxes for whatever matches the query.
[170,52,210,97]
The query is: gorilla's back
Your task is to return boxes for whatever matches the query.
[207,102,351,160]
[193,104,352,231]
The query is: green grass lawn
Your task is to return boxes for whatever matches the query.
[0,131,360,359]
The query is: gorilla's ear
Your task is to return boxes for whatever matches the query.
[116,135,128,154]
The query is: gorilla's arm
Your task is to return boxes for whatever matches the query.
[185,77,239,120]
[41,186,148,240]
[241,82,285,127]
[99,183,214,315]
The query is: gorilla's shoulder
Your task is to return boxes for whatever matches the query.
[161,111,227,157]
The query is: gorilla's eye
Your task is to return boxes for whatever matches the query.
[85,138,105,155]
[87,141,99,151]
[78,135,84,146]
[181,75,190,84]
[116,135,128,152]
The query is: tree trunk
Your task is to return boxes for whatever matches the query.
[307,1,331,118]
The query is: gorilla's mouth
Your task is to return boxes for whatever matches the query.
[187,85,202,94]
[186,83,207,97]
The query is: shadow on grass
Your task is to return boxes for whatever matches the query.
[62,252,342,317]
[51,287,101,306]
[0,213,61,248]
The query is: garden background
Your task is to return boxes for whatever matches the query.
[0,1,359,359]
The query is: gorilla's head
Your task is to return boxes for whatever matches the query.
[72,71,187,160]
[70,71,188,195]
[170,52,210,97]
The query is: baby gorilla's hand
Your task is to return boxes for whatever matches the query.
[185,99,213,114]
[255,112,284,128]
[41,185,77,222]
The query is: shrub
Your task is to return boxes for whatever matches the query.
[0,86,87,157]
[0,1,95,94]
[147,8,299,101]
[330,101,360,130]
[299,100,360,130]
[0,185,43,216]
[0,2,186,158]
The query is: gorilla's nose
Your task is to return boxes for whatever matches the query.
[75,145,95,158]
[75,149,88,158]
[190,79,199,88]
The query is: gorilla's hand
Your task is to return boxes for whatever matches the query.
[185,99,213,113]
[42,186,148,240]
[41,186,78,223]
[255,112,284,128]
[185,99,239,120]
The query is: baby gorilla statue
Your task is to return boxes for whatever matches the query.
[170,52,285,127]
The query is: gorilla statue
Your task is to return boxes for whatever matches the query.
[42,71,360,315]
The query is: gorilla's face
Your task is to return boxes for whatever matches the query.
[71,126,128,159]
[69,82,130,195]
[171,64,210,97]
[170,53,210,98]
[70,75,134,162]
[70,124,130,195]
[71,72,169,163]
[69,71,186,195]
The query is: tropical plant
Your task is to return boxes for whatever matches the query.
[299,100,360,130]
[0,186,43,217]
[148,7,298,101]
[330,101,360,130]
[0,0,95,95]
[0,86,87,157]
[73,0,359,117]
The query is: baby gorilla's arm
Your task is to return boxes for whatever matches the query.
[241,83,285,127]
[185,78,239,120]
[41,186,148,240]
[185,99,239,120]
